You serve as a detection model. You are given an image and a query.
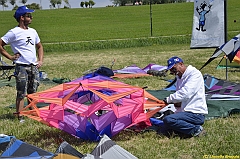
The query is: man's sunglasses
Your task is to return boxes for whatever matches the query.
[23,13,32,18]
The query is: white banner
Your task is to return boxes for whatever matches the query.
[190,0,225,48]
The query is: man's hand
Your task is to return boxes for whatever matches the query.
[37,61,43,68]
[10,53,20,61]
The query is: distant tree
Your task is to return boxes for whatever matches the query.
[84,1,89,8]
[145,0,162,4]
[89,0,95,8]
[20,0,27,5]
[178,0,186,2]
[39,0,42,9]
[110,0,184,5]
[80,1,84,8]
[63,0,71,8]
[56,0,62,8]
[26,3,40,9]
[4,3,7,8]
[12,4,18,10]
[9,0,16,9]
[160,0,177,3]
[0,0,7,10]
[110,0,120,6]
[111,0,132,6]
[50,0,57,8]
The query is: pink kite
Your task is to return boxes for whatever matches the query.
[20,75,167,141]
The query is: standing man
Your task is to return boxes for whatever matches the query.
[0,6,43,121]
[162,56,208,137]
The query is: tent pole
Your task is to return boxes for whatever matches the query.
[150,0,152,36]
[226,56,228,80]
[224,0,228,80]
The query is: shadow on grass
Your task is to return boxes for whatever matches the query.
[0,111,16,120]
[20,125,141,149]
[228,69,240,72]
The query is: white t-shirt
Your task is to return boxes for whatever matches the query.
[1,26,40,65]
[166,65,208,114]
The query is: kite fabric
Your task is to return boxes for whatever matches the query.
[0,136,54,158]
[190,0,225,48]
[90,134,138,159]
[217,50,240,69]
[233,50,240,64]
[200,34,240,70]
[1,134,138,158]
[150,74,240,121]
[113,64,167,74]
[19,75,166,141]
[112,64,167,78]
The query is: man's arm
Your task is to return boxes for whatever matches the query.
[36,42,43,68]
[166,71,203,104]
[0,39,18,61]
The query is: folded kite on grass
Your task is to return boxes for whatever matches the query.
[20,75,167,141]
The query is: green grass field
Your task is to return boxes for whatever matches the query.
[0,1,240,158]
[0,1,240,43]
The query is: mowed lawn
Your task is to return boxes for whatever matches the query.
[1,45,240,158]
[0,0,239,43]
[0,1,240,158]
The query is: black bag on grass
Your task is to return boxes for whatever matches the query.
[94,66,114,77]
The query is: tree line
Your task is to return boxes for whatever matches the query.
[80,0,95,8]
[0,0,96,10]
[0,0,188,11]
[111,0,188,6]
[0,0,42,10]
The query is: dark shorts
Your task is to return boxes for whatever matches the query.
[15,64,40,99]
[199,21,205,26]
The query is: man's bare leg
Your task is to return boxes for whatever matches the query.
[16,98,24,119]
